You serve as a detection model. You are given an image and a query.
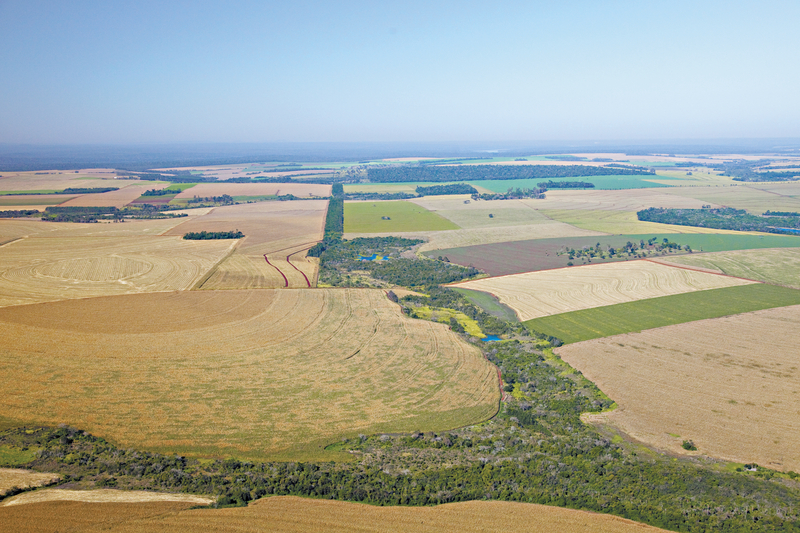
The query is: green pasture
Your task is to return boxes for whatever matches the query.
[524,284,800,344]
[451,287,519,322]
[164,183,198,192]
[0,444,37,466]
[344,201,459,233]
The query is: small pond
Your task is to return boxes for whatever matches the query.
[481,335,501,342]
[359,254,390,261]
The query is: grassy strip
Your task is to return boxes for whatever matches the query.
[524,284,800,344]
[451,287,519,322]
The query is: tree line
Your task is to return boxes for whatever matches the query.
[366,164,654,183]
[183,230,243,240]
[638,207,800,234]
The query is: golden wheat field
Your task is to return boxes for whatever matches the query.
[60,183,171,207]
[452,261,755,321]
[0,496,671,533]
[0,469,60,497]
[557,305,800,471]
[0,235,234,307]
[173,182,331,199]
[168,201,326,288]
[2,489,213,507]
[534,188,720,212]
[0,289,498,460]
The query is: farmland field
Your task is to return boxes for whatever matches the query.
[468,175,676,191]
[523,283,800,343]
[344,201,459,233]
[540,209,761,235]
[453,260,754,321]
[662,185,800,214]
[662,247,800,288]
[2,489,212,507]
[0,496,672,533]
[0,289,499,460]
[557,305,800,471]
[429,233,800,277]
[166,201,326,288]
[0,469,59,497]
[409,196,555,228]
[533,188,718,212]
[60,183,171,208]
[172,182,331,200]
[0,236,234,307]
[0,194,75,207]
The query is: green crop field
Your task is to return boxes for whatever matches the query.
[451,287,519,322]
[344,200,460,233]
[524,283,800,344]
[667,247,800,288]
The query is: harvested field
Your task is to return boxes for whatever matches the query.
[428,233,800,277]
[60,184,170,208]
[557,305,800,471]
[453,261,755,321]
[531,188,719,211]
[0,236,234,307]
[3,489,212,507]
[540,209,761,235]
[0,289,499,460]
[0,469,60,496]
[663,247,800,288]
[345,223,604,253]
[0,496,672,533]
[409,196,556,228]
[524,284,800,344]
[0,195,74,207]
[173,182,330,199]
[344,201,459,233]
[662,185,800,214]
[166,201,326,288]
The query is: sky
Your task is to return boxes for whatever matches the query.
[1,0,799,144]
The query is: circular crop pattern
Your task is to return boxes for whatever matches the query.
[34,256,153,282]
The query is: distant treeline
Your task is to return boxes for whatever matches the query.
[344,192,417,201]
[472,187,546,201]
[46,206,118,214]
[638,207,800,234]
[764,211,800,217]
[142,188,177,196]
[0,187,118,195]
[537,180,594,189]
[416,183,478,195]
[188,194,234,205]
[0,209,39,218]
[41,205,187,223]
[183,230,243,240]
[366,164,653,183]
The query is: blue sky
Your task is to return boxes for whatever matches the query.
[1,0,798,144]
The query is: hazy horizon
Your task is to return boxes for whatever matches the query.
[2,1,799,145]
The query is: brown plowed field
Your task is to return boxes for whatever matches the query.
[0,289,498,460]
[60,184,170,207]
[173,182,331,199]
[0,236,234,307]
[0,496,670,533]
[170,201,326,288]
[557,305,800,471]
[453,261,754,321]
[2,489,212,507]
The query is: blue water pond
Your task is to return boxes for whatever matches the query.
[481,335,501,342]
[359,254,390,261]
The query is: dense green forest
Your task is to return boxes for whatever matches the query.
[183,230,243,240]
[0,209,39,218]
[416,183,478,195]
[41,205,187,223]
[366,164,654,183]
[472,187,546,200]
[142,188,177,196]
[344,191,417,200]
[638,207,800,234]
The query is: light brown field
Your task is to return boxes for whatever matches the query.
[410,195,558,228]
[452,261,755,321]
[533,188,720,211]
[0,289,499,460]
[0,469,60,496]
[346,223,605,254]
[0,496,671,533]
[60,183,170,207]
[2,489,212,507]
[168,201,326,288]
[0,169,128,193]
[0,235,234,307]
[662,184,800,214]
[557,305,800,472]
[173,182,331,198]
[0,194,75,207]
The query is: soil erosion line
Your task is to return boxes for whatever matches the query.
[286,246,314,287]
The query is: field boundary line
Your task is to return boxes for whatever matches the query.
[0,236,26,249]
[643,258,764,283]
[190,239,239,290]
[286,246,314,288]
